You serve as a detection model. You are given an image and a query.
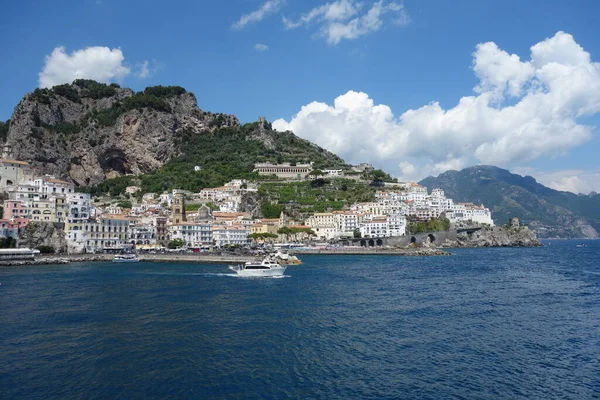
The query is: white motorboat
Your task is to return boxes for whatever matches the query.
[112,254,140,263]
[229,257,287,277]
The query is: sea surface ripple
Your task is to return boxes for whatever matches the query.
[1,240,599,399]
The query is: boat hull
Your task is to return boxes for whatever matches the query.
[234,266,287,277]
[112,258,140,263]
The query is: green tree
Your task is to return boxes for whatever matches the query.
[248,232,278,242]
[262,203,284,218]
[277,227,292,242]
[0,119,9,141]
[353,228,361,238]
[407,217,451,234]
[168,238,185,249]
[0,237,16,248]
[117,200,133,208]
[36,245,55,254]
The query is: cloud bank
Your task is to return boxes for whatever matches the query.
[273,32,600,190]
[39,46,132,88]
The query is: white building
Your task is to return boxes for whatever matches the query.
[360,216,389,238]
[213,225,250,247]
[84,217,130,252]
[125,186,141,195]
[305,213,339,240]
[169,222,213,247]
[387,214,407,237]
[159,193,173,206]
[66,193,91,222]
[322,169,344,177]
[447,203,494,226]
[129,225,156,246]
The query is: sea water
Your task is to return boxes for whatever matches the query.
[1,240,599,399]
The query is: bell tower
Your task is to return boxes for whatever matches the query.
[172,193,187,224]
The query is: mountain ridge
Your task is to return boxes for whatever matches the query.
[419,165,600,238]
[2,80,346,188]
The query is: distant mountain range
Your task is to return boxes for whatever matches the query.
[419,166,600,238]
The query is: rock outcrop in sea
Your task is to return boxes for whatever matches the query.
[442,224,541,248]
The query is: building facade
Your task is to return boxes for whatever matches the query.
[254,162,313,180]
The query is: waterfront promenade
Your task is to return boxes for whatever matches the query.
[0,253,256,266]
[0,247,451,266]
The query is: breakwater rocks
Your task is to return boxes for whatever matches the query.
[0,257,70,266]
[294,247,451,256]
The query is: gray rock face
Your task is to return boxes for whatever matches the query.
[18,222,68,254]
[239,191,262,217]
[451,226,541,247]
[5,84,238,186]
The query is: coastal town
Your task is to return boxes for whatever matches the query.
[0,152,495,255]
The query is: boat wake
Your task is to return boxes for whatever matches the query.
[132,272,290,278]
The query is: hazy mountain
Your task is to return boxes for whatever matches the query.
[419,165,600,238]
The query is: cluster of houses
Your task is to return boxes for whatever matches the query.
[0,156,494,253]
[305,183,494,240]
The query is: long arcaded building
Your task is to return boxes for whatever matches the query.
[254,162,313,180]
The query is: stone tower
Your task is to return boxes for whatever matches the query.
[172,193,187,224]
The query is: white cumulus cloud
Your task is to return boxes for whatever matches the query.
[39,46,131,88]
[273,31,600,189]
[232,0,284,30]
[283,0,409,44]
[255,43,269,52]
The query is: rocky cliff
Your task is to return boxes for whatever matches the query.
[4,80,238,186]
[18,222,68,253]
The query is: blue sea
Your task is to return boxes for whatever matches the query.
[1,240,599,399]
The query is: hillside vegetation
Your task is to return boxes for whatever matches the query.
[86,120,350,195]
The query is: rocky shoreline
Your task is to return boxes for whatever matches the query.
[443,225,542,248]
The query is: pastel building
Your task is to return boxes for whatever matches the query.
[3,199,29,227]
[0,219,20,239]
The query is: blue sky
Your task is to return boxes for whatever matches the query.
[1,0,600,192]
